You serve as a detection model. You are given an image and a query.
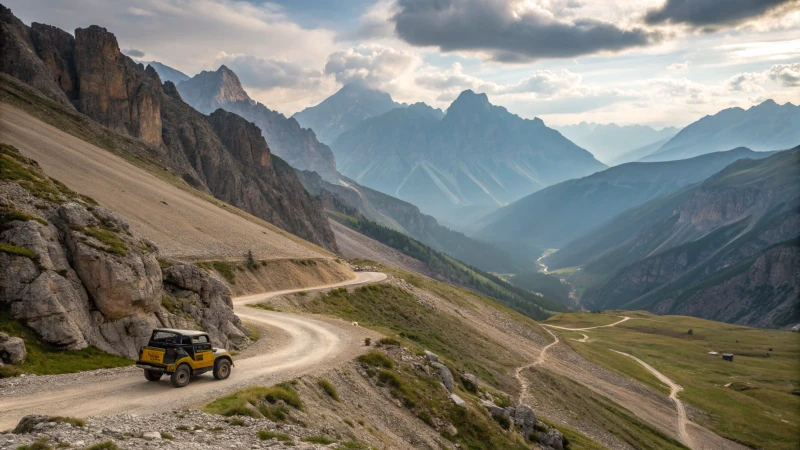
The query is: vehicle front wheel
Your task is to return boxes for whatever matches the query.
[144,370,163,381]
[213,359,231,380]
[170,364,191,388]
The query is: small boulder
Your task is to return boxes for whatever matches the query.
[424,350,438,362]
[143,431,161,440]
[431,362,454,393]
[13,415,49,434]
[450,393,467,408]
[0,332,27,364]
[461,372,479,392]
[538,427,565,450]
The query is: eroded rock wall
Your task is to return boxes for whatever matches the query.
[0,145,248,358]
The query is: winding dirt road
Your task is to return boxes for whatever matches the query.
[612,350,694,449]
[538,316,710,449]
[0,272,386,431]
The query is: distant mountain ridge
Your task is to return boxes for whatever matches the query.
[548,148,800,328]
[292,82,410,145]
[331,89,606,221]
[176,65,339,181]
[641,100,800,162]
[146,61,189,85]
[555,122,678,164]
[474,147,776,258]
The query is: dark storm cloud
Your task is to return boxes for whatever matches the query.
[645,0,797,28]
[122,48,145,58]
[391,0,661,62]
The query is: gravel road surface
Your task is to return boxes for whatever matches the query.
[0,272,387,431]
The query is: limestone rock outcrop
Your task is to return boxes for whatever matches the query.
[0,144,248,359]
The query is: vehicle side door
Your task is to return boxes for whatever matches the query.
[191,335,214,369]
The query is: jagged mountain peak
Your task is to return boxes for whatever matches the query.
[292,82,405,144]
[175,64,251,114]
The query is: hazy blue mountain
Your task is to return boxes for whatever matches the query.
[177,66,338,181]
[145,61,190,85]
[331,90,606,222]
[474,147,775,260]
[555,122,678,164]
[296,169,527,274]
[546,149,800,328]
[292,81,410,145]
[610,137,671,165]
[641,100,800,162]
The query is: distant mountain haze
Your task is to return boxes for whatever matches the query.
[555,122,678,164]
[610,137,672,166]
[331,89,606,222]
[641,100,800,162]
[292,81,410,145]
[176,65,339,181]
[474,147,776,259]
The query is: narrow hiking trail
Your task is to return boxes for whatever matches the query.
[537,315,697,449]
[613,350,695,449]
[543,315,630,331]
[515,326,559,403]
[0,272,387,431]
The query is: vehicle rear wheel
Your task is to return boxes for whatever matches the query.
[144,369,163,381]
[170,364,191,388]
[213,358,231,380]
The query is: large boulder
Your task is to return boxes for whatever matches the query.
[538,427,565,450]
[431,362,455,393]
[162,264,249,350]
[60,203,162,321]
[508,405,538,440]
[13,415,49,434]
[0,332,26,363]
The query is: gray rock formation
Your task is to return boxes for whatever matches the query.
[460,372,479,392]
[431,361,454,393]
[0,332,26,363]
[0,144,247,359]
[449,393,467,408]
[0,5,73,107]
[423,350,438,362]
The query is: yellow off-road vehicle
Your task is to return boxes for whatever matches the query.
[136,328,234,388]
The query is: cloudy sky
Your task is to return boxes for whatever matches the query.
[8,0,799,127]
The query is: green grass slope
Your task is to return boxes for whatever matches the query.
[544,311,800,449]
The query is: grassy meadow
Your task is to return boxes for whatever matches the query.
[543,311,800,449]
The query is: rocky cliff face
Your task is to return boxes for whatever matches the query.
[653,242,799,329]
[0,5,73,107]
[73,26,163,146]
[0,8,338,252]
[575,149,800,328]
[0,144,248,358]
[176,66,339,182]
